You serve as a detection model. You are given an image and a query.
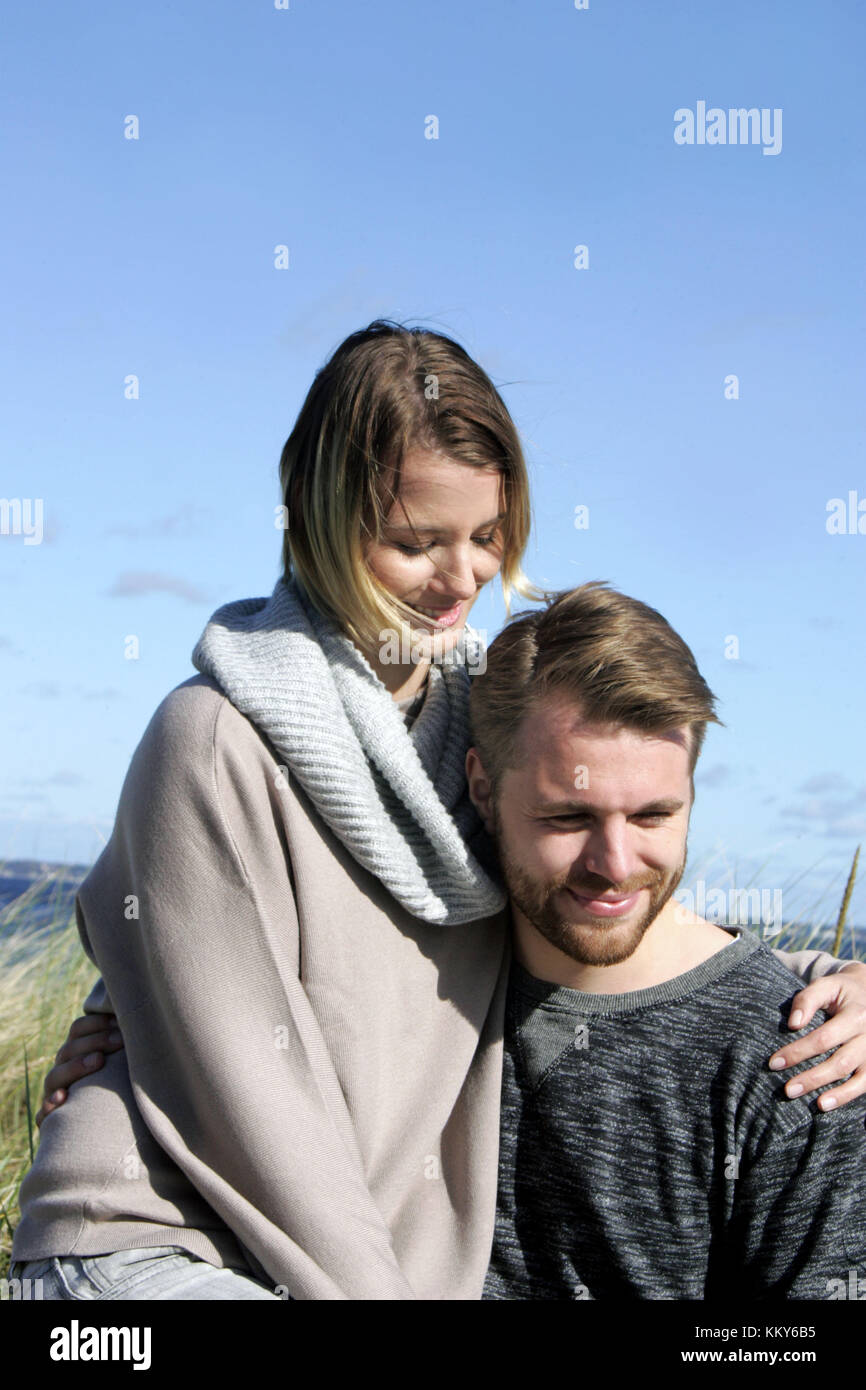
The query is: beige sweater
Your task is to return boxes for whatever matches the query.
[12,675,842,1299]
[13,675,510,1300]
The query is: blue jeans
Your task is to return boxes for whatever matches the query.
[8,1246,284,1301]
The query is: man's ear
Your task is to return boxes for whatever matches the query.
[466,747,495,832]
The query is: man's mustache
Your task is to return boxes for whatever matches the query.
[561,871,666,897]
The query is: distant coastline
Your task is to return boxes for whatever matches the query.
[0,859,91,938]
[1,858,863,958]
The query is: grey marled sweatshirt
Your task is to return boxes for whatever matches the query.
[483,929,866,1300]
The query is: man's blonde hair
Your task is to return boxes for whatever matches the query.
[469,582,722,789]
[279,319,542,652]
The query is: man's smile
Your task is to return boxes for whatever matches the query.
[564,887,644,918]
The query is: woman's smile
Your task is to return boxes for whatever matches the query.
[409,599,468,628]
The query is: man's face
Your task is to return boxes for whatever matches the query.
[481,694,693,968]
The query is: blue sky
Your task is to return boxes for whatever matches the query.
[1,0,864,927]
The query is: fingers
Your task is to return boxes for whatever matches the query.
[38,1015,125,1119]
[35,1089,67,1130]
[785,1043,866,1106]
[769,1035,866,1108]
[812,1064,866,1111]
[43,1050,110,1103]
[63,1013,119,1047]
[785,980,841,1030]
[44,1027,125,1097]
[787,962,866,1031]
[769,1015,856,1070]
[53,1017,123,1069]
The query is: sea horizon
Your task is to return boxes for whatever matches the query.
[2,857,863,959]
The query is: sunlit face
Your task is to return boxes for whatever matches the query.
[468,693,693,969]
[364,448,505,663]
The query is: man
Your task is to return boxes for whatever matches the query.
[466,581,866,1300]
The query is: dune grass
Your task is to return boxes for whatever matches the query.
[0,884,98,1281]
[0,849,861,1282]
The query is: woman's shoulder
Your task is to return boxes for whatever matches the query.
[135,674,275,774]
[111,676,286,877]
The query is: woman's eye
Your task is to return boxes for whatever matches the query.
[394,541,434,555]
[393,532,497,555]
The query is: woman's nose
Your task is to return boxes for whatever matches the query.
[435,547,479,599]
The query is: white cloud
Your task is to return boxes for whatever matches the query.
[107,571,209,603]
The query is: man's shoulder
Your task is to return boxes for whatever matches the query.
[706,939,866,1132]
[724,933,819,1002]
[705,936,820,1050]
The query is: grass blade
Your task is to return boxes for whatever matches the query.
[831,845,860,959]
[23,1044,35,1166]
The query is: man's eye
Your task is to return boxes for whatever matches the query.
[633,813,672,824]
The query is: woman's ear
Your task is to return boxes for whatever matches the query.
[465,747,494,831]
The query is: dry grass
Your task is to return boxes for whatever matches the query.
[0,895,98,1280]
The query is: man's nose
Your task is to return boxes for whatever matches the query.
[581,822,636,887]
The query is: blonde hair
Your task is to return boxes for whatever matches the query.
[278,319,542,652]
[470,582,722,790]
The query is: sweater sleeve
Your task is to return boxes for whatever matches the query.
[81,974,113,1014]
[74,681,417,1301]
[723,1098,866,1300]
[771,947,848,982]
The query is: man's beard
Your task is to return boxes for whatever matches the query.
[491,806,686,968]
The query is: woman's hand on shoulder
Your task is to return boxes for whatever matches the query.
[768,961,866,1110]
[35,1013,125,1127]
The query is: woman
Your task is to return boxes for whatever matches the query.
[11,321,866,1301]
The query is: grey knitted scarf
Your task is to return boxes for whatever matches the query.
[191,576,506,926]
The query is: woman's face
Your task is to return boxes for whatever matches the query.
[364,448,506,663]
